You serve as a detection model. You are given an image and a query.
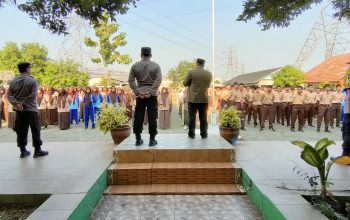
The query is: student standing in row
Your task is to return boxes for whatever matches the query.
[260,85,275,131]
[57,88,71,130]
[158,87,171,130]
[69,88,79,125]
[291,86,305,132]
[330,85,343,128]
[303,85,316,127]
[317,84,333,133]
[37,87,48,128]
[83,87,96,129]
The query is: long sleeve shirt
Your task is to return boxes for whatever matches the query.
[7,74,38,112]
[128,57,162,96]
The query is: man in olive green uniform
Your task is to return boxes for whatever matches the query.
[183,59,212,139]
[317,84,332,132]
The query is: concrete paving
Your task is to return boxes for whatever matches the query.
[0,142,114,219]
[236,141,350,220]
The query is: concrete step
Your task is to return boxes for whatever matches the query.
[105,184,245,195]
[108,162,241,185]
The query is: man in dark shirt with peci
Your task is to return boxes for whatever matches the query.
[8,62,49,158]
[128,47,162,147]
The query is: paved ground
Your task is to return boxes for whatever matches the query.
[90,195,261,220]
[0,107,342,143]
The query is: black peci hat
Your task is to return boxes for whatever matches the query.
[196,58,205,66]
[141,47,152,56]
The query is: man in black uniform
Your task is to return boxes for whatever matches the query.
[7,62,49,158]
[128,47,162,146]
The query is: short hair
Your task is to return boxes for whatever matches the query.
[284,84,290,88]
[141,47,152,57]
[267,85,273,88]
[239,83,244,87]
[233,82,239,86]
[297,86,303,89]
[336,84,342,87]
[308,85,314,88]
[323,84,331,88]
[17,62,31,73]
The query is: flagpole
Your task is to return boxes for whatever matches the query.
[211,0,217,126]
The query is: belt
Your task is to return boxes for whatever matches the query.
[263,104,273,106]
[293,104,303,106]
[319,104,330,106]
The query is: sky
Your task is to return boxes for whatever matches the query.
[0,0,343,81]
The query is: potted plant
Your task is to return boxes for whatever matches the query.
[218,107,240,144]
[97,105,131,145]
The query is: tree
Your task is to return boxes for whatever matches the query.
[0,0,137,34]
[85,12,131,85]
[238,0,350,30]
[0,42,21,73]
[0,42,48,77]
[272,65,304,87]
[39,60,89,88]
[167,60,196,90]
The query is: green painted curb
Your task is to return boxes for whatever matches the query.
[68,170,108,220]
[242,169,287,220]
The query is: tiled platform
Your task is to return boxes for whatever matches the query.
[0,142,114,220]
[90,195,262,220]
[237,141,350,220]
[114,134,234,163]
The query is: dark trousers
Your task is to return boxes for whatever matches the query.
[133,96,158,139]
[253,105,262,126]
[291,104,304,129]
[246,102,254,123]
[188,102,208,137]
[303,104,315,126]
[281,103,292,126]
[235,102,246,128]
[261,104,274,128]
[342,114,350,154]
[84,106,95,128]
[317,104,331,130]
[70,109,79,124]
[330,103,341,127]
[273,102,282,123]
[14,111,42,151]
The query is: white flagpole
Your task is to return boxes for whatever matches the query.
[211,0,217,126]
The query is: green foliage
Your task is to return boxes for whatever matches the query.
[291,138,336,198]
[0,42,48,77]
[38,60,89,88]
[167,60,196,90]
[97,106,129,133]
[237,0,350,31]
[218,107,241,129]
[85,12,131,71]
[272,65,304,87]
[0,0,137,34]
[312,198,348,220]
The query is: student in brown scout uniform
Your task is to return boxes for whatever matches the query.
[232,83,247,130]
[281,85,293,127]
[220,84,233,108]
[252,86,263,128]
[273,86,283,124]
[303,85,316,127]
[317,84,333,133]
[260,85,275,131]
[330,85,343,128]
[246,86,254,125]
[291,86,305,132]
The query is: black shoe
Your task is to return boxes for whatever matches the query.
[135,139,144,146]
[270,127,275,132]
[309,124,315,127]
[325,129,332,133]
[331,126,334,129]
[317,128,320,133]
[201,135,208,139]
[254,124,257,127]
[149,139,158,147]
[298,128,304,132]
[291,128,295,132]
[20,150,31,158]
[241,127,246,131]
[260,128,264,131]
[188,135,195,139]
[33,150,49,158]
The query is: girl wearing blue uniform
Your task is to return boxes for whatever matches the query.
[92,86,103,115]
[83,87,96,129]
[107,86,120,107]
[69,87,79,125]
